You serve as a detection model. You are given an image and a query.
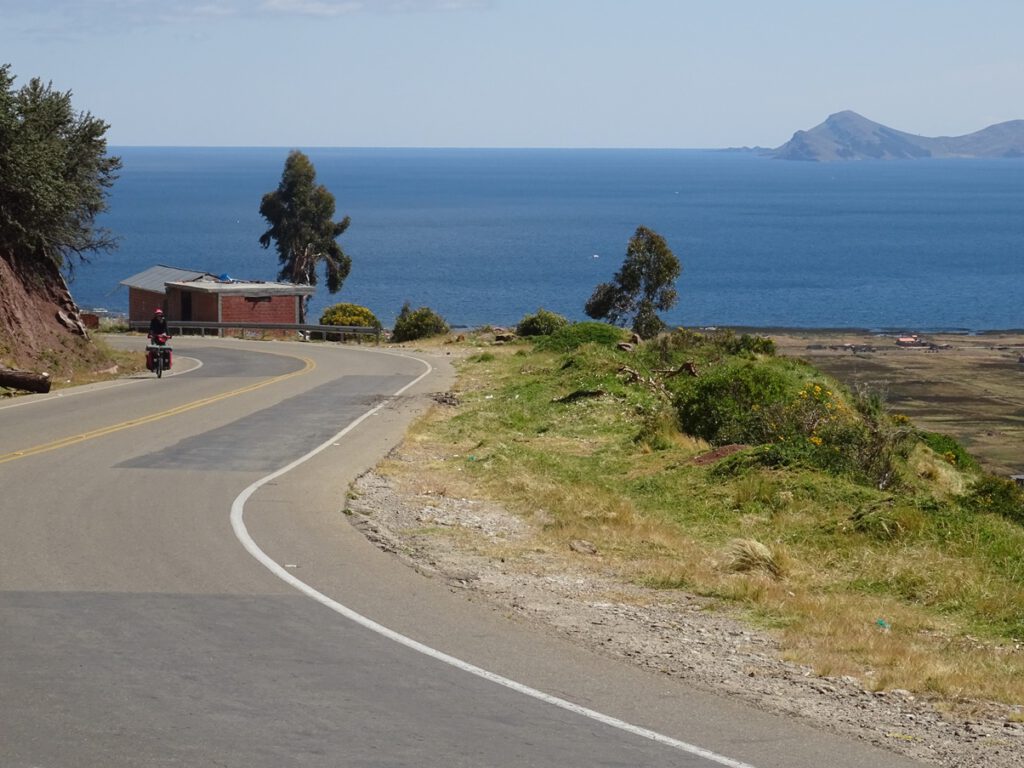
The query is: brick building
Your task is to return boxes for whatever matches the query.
[121,265,216,322]
[121,265,315,328]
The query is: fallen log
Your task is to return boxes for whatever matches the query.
[0,368,51,393]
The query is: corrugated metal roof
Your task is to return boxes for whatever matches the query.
[120,265,215,293]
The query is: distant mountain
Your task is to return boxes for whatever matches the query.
[771,111,1024,161]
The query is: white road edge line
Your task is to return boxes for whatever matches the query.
[230,349,758,768]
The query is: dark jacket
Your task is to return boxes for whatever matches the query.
[149,314,168,338]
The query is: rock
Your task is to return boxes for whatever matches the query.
[55,308,88,337]
[569,539,598,555]
[432,391,460,406]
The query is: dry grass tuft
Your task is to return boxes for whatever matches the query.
[727,538,785,579]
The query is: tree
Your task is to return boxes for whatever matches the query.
[0,64,121,274]
[258,150,351,321]
[584,226,681,339]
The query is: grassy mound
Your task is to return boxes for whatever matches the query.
[412,326,1024,705]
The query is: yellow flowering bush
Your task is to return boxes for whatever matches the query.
[675,360,912,486]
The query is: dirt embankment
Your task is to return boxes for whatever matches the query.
[0,252,109,382]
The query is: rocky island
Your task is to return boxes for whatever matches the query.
[771,110,1024,161]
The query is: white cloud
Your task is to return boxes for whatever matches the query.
[0,1,241,35]
[0,0,487,23]
[260,0,487,15]
[0,0,487,36]
[260,0,362,16]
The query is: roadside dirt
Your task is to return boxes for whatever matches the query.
[347,331,1024,768]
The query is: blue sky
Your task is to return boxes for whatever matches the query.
[2,0,1022,147]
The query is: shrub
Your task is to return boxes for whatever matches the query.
[391,302,449,342]
[732,333,776,356]
[920,431,979,472]
[516,308,569,337]
[675,359,795,445]
[534,322,626,352]
[704,329,777,357]
[320,302,382,329]
[647,328,775,367]
[961,475,1024,526]
[677,358,912,487]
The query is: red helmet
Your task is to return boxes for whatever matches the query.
[154,308,164,315]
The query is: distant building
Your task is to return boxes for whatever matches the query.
[120,265,216,322]
[896,334,928,347]
[163,276,314,326]
[120,265,314,328]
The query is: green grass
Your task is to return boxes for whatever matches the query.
[398,325,1024,706]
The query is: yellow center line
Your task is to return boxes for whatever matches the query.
[0,355,316,465]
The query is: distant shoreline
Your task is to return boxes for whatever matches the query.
[447,324,1024,338]
[720,326,1024,337]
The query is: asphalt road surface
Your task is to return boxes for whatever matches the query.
[0,337,927,768]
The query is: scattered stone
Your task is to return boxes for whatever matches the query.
[568,539,598,555]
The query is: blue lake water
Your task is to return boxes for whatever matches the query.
[76,148,1024,331]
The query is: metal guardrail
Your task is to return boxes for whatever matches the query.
[130,320,382,343]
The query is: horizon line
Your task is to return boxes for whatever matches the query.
[106,144,763,152]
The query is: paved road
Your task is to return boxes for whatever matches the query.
[0,337,927,767]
